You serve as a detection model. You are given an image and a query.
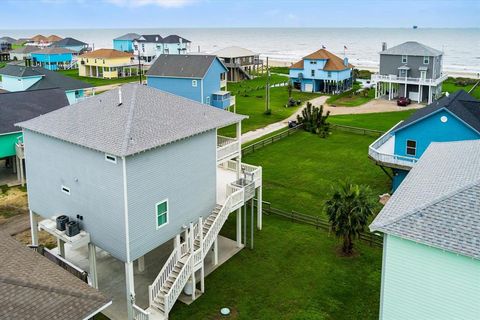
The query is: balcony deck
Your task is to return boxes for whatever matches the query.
[368,121,418,170]
[371,73,448,86]
[217,135,240,164]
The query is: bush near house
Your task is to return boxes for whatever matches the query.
[354,69,373,80]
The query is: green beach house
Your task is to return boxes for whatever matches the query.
[370,140,480,320]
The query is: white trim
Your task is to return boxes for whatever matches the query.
[82,300,113,320]
[155,198,169,229]
[200,79,204,103]
[192,79,198,87]
[0,130,22,137]
[61,185,70,195]
[105,153,117,164]
[121,156,131,262]
[423,56,429,64]
[401,55,408,63]
[378,234,387,320]
[406,139,417,156]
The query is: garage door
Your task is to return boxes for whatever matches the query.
[409,91,419,101]
[304,83,313,92]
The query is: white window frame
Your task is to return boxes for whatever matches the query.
[406,140,417,156]
[192,80,197,87]
[61,185,71,195]
[402,55,408,63]
[420,70,427,80]
[105,154,117,164]
[155,199,169,229]
[423,56,429,64]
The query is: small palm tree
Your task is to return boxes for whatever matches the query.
[325,181,375,255]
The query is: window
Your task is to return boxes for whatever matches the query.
[406,140,417,156]
[423,56,429,64]
[399,69,407,77]
[206,96,211,105]
[328,71,332,78]
[310,61,317,65]
[192,80,197,87]
[420,70,427,80]
[311,70,315,77]
[401,55,407,63]
[105,154,117,164]
[156,200,168,228]
[61,185,70,195]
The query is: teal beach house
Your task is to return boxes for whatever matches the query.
[0,65,91,104]
[51,37,89,53]
[370,140,480,320]
[368,90,480,190]
[289,48,354,93]
[146,54,235,109]
[31,47,76,70]
[113,33,141,52]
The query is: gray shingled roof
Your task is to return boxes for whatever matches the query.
[162,34,190,43]
[147,54,225,78]
[9,46,39,54]
[136,34,163,43]
[114,33,141,41]
[52,37,87,47]
[370,140,480,259]
[0,232,111,320]
[17,84,246,157]
[393,90,480,134]
[0,36,16,43]
[0,88,69,134]
[31,47,76,55]
[380,41,442,57]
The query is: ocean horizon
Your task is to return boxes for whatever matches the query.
[2,27,479,74]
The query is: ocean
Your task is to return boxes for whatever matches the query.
[3,28,480,74]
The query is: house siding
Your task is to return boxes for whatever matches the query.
[0,74,42,92]
[380,235,480,320]
[393,109,480,159]
[202,59,226,105]
[146,76,202,102]
[379,54,442,79]
[113,39,134,52]
[125,130,217,261]
[23,130,128,261]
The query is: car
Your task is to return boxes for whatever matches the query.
[397,97,411,106]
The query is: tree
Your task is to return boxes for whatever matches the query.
[296,102,330,137]
[325,181,375,255]
[287,80,293,98]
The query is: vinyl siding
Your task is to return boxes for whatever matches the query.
[381,235,480,320]
[379,54,443,79]
[202,59,227,105]
[146,76,202,102]
[125,130,217,261]
[24,130,127,261]
[0,75,42,92]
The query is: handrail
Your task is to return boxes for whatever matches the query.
[371,73,448,85]
[149,246,179,306]
[133,304,150,320]
[369,121,402,150]
[164,254,193,313]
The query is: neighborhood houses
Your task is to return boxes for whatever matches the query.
[0,5,479,320]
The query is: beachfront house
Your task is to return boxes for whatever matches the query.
[113,33,141,52]
[0,231,112,319]
[19,83,263,320]
[0,64,92,104]
[31,47,76,70]
[372,41,447,104]
[370,140,480,320]
[8,46,39,61]
[146,54,235,109]
[213,46,262,82]
[368,90,480,190]
[0,88,69,185]
[78,49,136,79]
[161,34,191,54]
[0,37,13,52]
[51,37,89,54]
[289,48,354,93]
[27,34,62,48]
[133,34,164,63]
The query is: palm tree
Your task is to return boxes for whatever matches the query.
[325,181,375,255]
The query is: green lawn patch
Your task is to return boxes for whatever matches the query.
[57,69,140,87]
[326,82,374,107]
[269,66,290,75]
[329,110,417,132]
[228,74,288,95]
[443,77,480,99]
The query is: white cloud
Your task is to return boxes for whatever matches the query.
[105,0,198,8]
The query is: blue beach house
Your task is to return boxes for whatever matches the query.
[113,33,140,52]
[51,37,89,54]
[146,54,235,109]
[31,47,76,70]
[289,48,354,93]
[0,65,91,104]
[368,90,480,190]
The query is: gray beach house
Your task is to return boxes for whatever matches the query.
[372,41,447,103]
[18,84,263,320]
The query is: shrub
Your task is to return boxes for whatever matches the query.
[297,102,330,137]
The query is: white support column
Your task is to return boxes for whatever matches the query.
[29,210,38,246]
[19,157,25,186]
[428,86,432,104]
[374,82,378,99]
[58,239,65,258]
[388,82,392,100]
[404,81,407,97]
[200,264,205,293]
[137,255,145,273]
[257,187,262,230]
[236,121,242,180]
[15,157,20,182]
[88,243,98,289]
[418,84,421,103]
[236,208,242,247]
[213,236,218,266]
[125,262,135,320]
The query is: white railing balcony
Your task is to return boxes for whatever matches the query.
[217,135,240,164]
[368,121,418,169]
[371,73,448,86]
[221,79,227,88]
[230,95,236,107]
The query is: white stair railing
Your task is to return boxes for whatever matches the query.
[148,246,180,306]
[164,254,194,313]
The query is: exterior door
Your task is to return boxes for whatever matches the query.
[304,83,313,92]
[420,71,427,80]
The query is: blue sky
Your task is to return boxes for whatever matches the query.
[3,0,478,29]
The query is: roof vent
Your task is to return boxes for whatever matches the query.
[118,87,123,106]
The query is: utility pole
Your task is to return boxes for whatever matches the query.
[138,53,142,84]
[265,57,270,113]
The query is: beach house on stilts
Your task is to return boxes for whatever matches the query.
[18,84,263,320]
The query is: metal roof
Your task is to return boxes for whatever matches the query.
[380,41,442,57]
[0,88,69,134]
[147,54,226,79]
[213,46,258,58]
[370,140,480,259]
[0,231,111,319]
[113,33,141,41]
[17,84,246,157]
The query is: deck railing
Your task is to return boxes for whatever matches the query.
[133,304,150,320]
[217,135,240,163]
[371,73,448,86]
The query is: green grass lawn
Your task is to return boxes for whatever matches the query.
[220,86,322,136]
[228,74,289,95]
[172,213,382,320]
[57,69,140,87]
[329,110,417,132]
[443,77,480,99]
[326,82,375,107]
[268,66,290,75]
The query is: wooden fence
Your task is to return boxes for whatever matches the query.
[259,200,383,247]
[330,124,385,137]
[242,125,302,156]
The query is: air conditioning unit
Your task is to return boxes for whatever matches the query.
[65,221,80,237]
[56,215,69,231]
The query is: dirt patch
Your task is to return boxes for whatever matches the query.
[14,229,57,249]
[0,186,28,224]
